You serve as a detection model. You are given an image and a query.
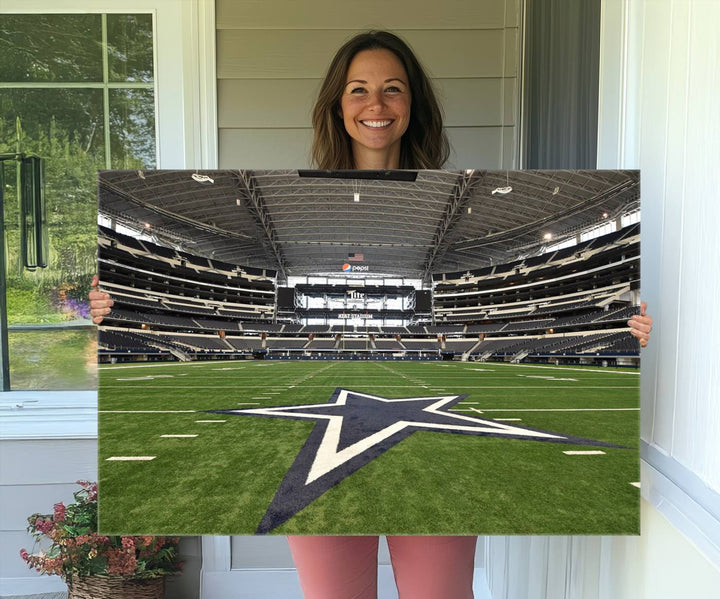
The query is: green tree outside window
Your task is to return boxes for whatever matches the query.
[0,13,156,389]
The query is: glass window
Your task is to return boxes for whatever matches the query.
[621,210,641,227]
[0,13,156,390]
[106,14,154,83]
[580,220,616,242]
[0,14,103,82]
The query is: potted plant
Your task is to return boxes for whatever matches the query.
[20,481,182,598]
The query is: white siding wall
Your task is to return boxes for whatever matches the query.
[623,0,719,495]
[485,1,720,597]
[216,0,521,169]
[0,438,96,594]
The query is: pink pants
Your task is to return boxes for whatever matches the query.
[287,535,477,599]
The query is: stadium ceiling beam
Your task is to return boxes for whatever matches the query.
[98,179,256,243]
[236,170,289,281]
[420,170,478,283]
[450,178,638,252]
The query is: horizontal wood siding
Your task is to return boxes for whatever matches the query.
[219,78,516,128]
[217,0,521,169]
[217,0,517,30]
[0,439,97,579]
[218,29,511,79]
[219,128,314,168]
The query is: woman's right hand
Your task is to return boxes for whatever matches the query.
[89,274,113,325]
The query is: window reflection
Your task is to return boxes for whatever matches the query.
[0,13,156,390]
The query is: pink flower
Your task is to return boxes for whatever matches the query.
[107,548,137,576]
[75,480,98,501]
[21,482,181,580]
[34,518,54,534]
[121,537,135,550]
[53,502,66,522]
[43,556,64,576]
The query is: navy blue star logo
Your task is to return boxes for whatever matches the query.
[208,388,624,533]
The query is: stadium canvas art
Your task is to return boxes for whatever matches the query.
[97,169,641,536]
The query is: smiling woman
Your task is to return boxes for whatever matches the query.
[311,31,448,170]
[340,49,412,169]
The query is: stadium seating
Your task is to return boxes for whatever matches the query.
[98,223,641,365]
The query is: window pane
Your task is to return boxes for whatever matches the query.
[2,90,103,390]
[0,12,156,390]
[0,14,103,82]
[109,88,156,168]
[8,329,97,390]
[0,89,106,162]
[107,14,154,83]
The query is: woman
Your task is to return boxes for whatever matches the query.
[90,31,653,599]
[310,30,448,170]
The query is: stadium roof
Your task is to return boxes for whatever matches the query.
[98,169,639,282]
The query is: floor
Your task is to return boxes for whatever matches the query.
[4,567,492,598]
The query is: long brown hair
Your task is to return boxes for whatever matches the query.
[311,31,449,170]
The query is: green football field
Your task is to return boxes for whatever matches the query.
[97,359,640,536]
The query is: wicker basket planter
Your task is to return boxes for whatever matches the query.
[21,483,182,596]
[67,575,164,599]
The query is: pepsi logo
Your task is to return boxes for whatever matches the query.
[341,263,369,272]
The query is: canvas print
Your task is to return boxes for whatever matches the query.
[97,169,641,535]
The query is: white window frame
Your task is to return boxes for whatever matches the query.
[0,0,218,169]
[597,0,720,567]
[0,7,216,595]
[0,0,217,437]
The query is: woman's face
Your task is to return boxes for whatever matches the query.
[339,48,411,168]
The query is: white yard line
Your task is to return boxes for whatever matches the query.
[288,362,338,386]
[99,384,638,390]
[563,450,607,455]
[102,376,623,380]
[100,410,197,413]
[517,375,578,381]
[116,375,177,381]
[479,408,639,412]
[490,363,640,376]
[105,456,156,461]
[160,434,198,438]
[100,362,637,375]
[99,361,246,370]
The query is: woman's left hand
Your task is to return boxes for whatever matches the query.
[628,301,652,348]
